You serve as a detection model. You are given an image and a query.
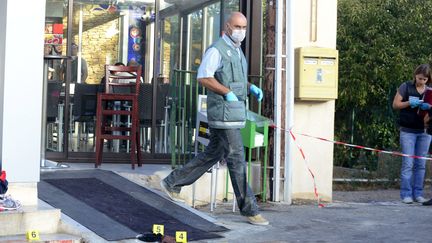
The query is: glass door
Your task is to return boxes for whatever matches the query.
[44,0,234,163]
[67,1,149,158]
[45,0,151,162]
[166,2,223,164]
[186,10,203,73]
[44,0,69,160]
[68,2,130,154]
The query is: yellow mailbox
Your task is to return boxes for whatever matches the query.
[295,47,338,100]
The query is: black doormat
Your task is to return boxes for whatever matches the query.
[39,170,227,241]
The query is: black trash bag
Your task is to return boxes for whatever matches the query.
[136,233,163,242]
[0,171,8,195]
[135,233,176,243]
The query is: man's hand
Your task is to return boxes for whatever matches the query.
[225,91,239,101]
[250,84,263,102]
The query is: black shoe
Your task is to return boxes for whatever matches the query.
[422,199,432,206]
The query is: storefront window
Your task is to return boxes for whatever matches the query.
[161,15,179,79]
[204,2,221,49]
[44,0,68,153]
[187,10,203,73]
[44,0,241,162]
[70,3,147,85]
[68,2,148,152]
[44,0,153,156]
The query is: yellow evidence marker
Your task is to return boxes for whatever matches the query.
[26,230,40,242]
[176,231,187,243]
[152,224,164,235]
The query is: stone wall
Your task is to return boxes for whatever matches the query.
[162,20,171,77]
[81,6,120,84]
[68,5,120,84]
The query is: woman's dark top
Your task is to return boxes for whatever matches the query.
[398,81,425,133]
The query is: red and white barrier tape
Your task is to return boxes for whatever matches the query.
[269,123,432,208]
[270,124,432,161]
[288,129,325,208]
[269,124,324,207]
[297,131,432,161]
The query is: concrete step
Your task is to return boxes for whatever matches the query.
[0,206,61,236]
[0,233,82,243]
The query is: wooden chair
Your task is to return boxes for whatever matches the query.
[95,64,142,169]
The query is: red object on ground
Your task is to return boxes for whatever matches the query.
[0,171,5,182]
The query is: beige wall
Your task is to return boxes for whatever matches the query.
[291,0,337,201]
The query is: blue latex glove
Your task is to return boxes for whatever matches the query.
[225,91,239,101]
[420,103,431,110]
[409,99,422,108]
[250,84,263,102]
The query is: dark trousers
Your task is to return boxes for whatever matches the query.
[164,128,259,216]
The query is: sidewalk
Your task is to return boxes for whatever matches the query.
[45,164,432,242]
[198,189,432,242]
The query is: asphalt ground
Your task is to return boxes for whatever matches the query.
[195,189,432,243]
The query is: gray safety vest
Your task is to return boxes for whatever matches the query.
[206,37,248,129]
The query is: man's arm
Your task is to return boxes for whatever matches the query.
[197,47,231,95]
[198,77,230,95]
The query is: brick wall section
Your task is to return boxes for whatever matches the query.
[66,5,120,84]
[162,20,171,77]
[81,6,120,84]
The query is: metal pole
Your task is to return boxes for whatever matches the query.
[283,0,295,204]
[40,60,49,167]
[77,4,83,84]
[272,0,284,202]
[62,0,74,157]
[151,0,160,154]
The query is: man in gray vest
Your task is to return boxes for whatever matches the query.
[160,12,268,226]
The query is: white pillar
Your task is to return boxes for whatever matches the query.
[272,0,284,202]
[0,0,45,205]
[283,0,295,204]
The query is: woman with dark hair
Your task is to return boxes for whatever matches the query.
[392,64,432,204]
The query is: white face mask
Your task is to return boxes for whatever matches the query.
[231,29,246,43]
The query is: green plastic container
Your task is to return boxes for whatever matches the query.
[240,111,270,201]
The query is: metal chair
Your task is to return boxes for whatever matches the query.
[155,84,170,153]
[138,83,152,152]
[95,65,142,169]
[72,83,103,151]
[138,83,170,153]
